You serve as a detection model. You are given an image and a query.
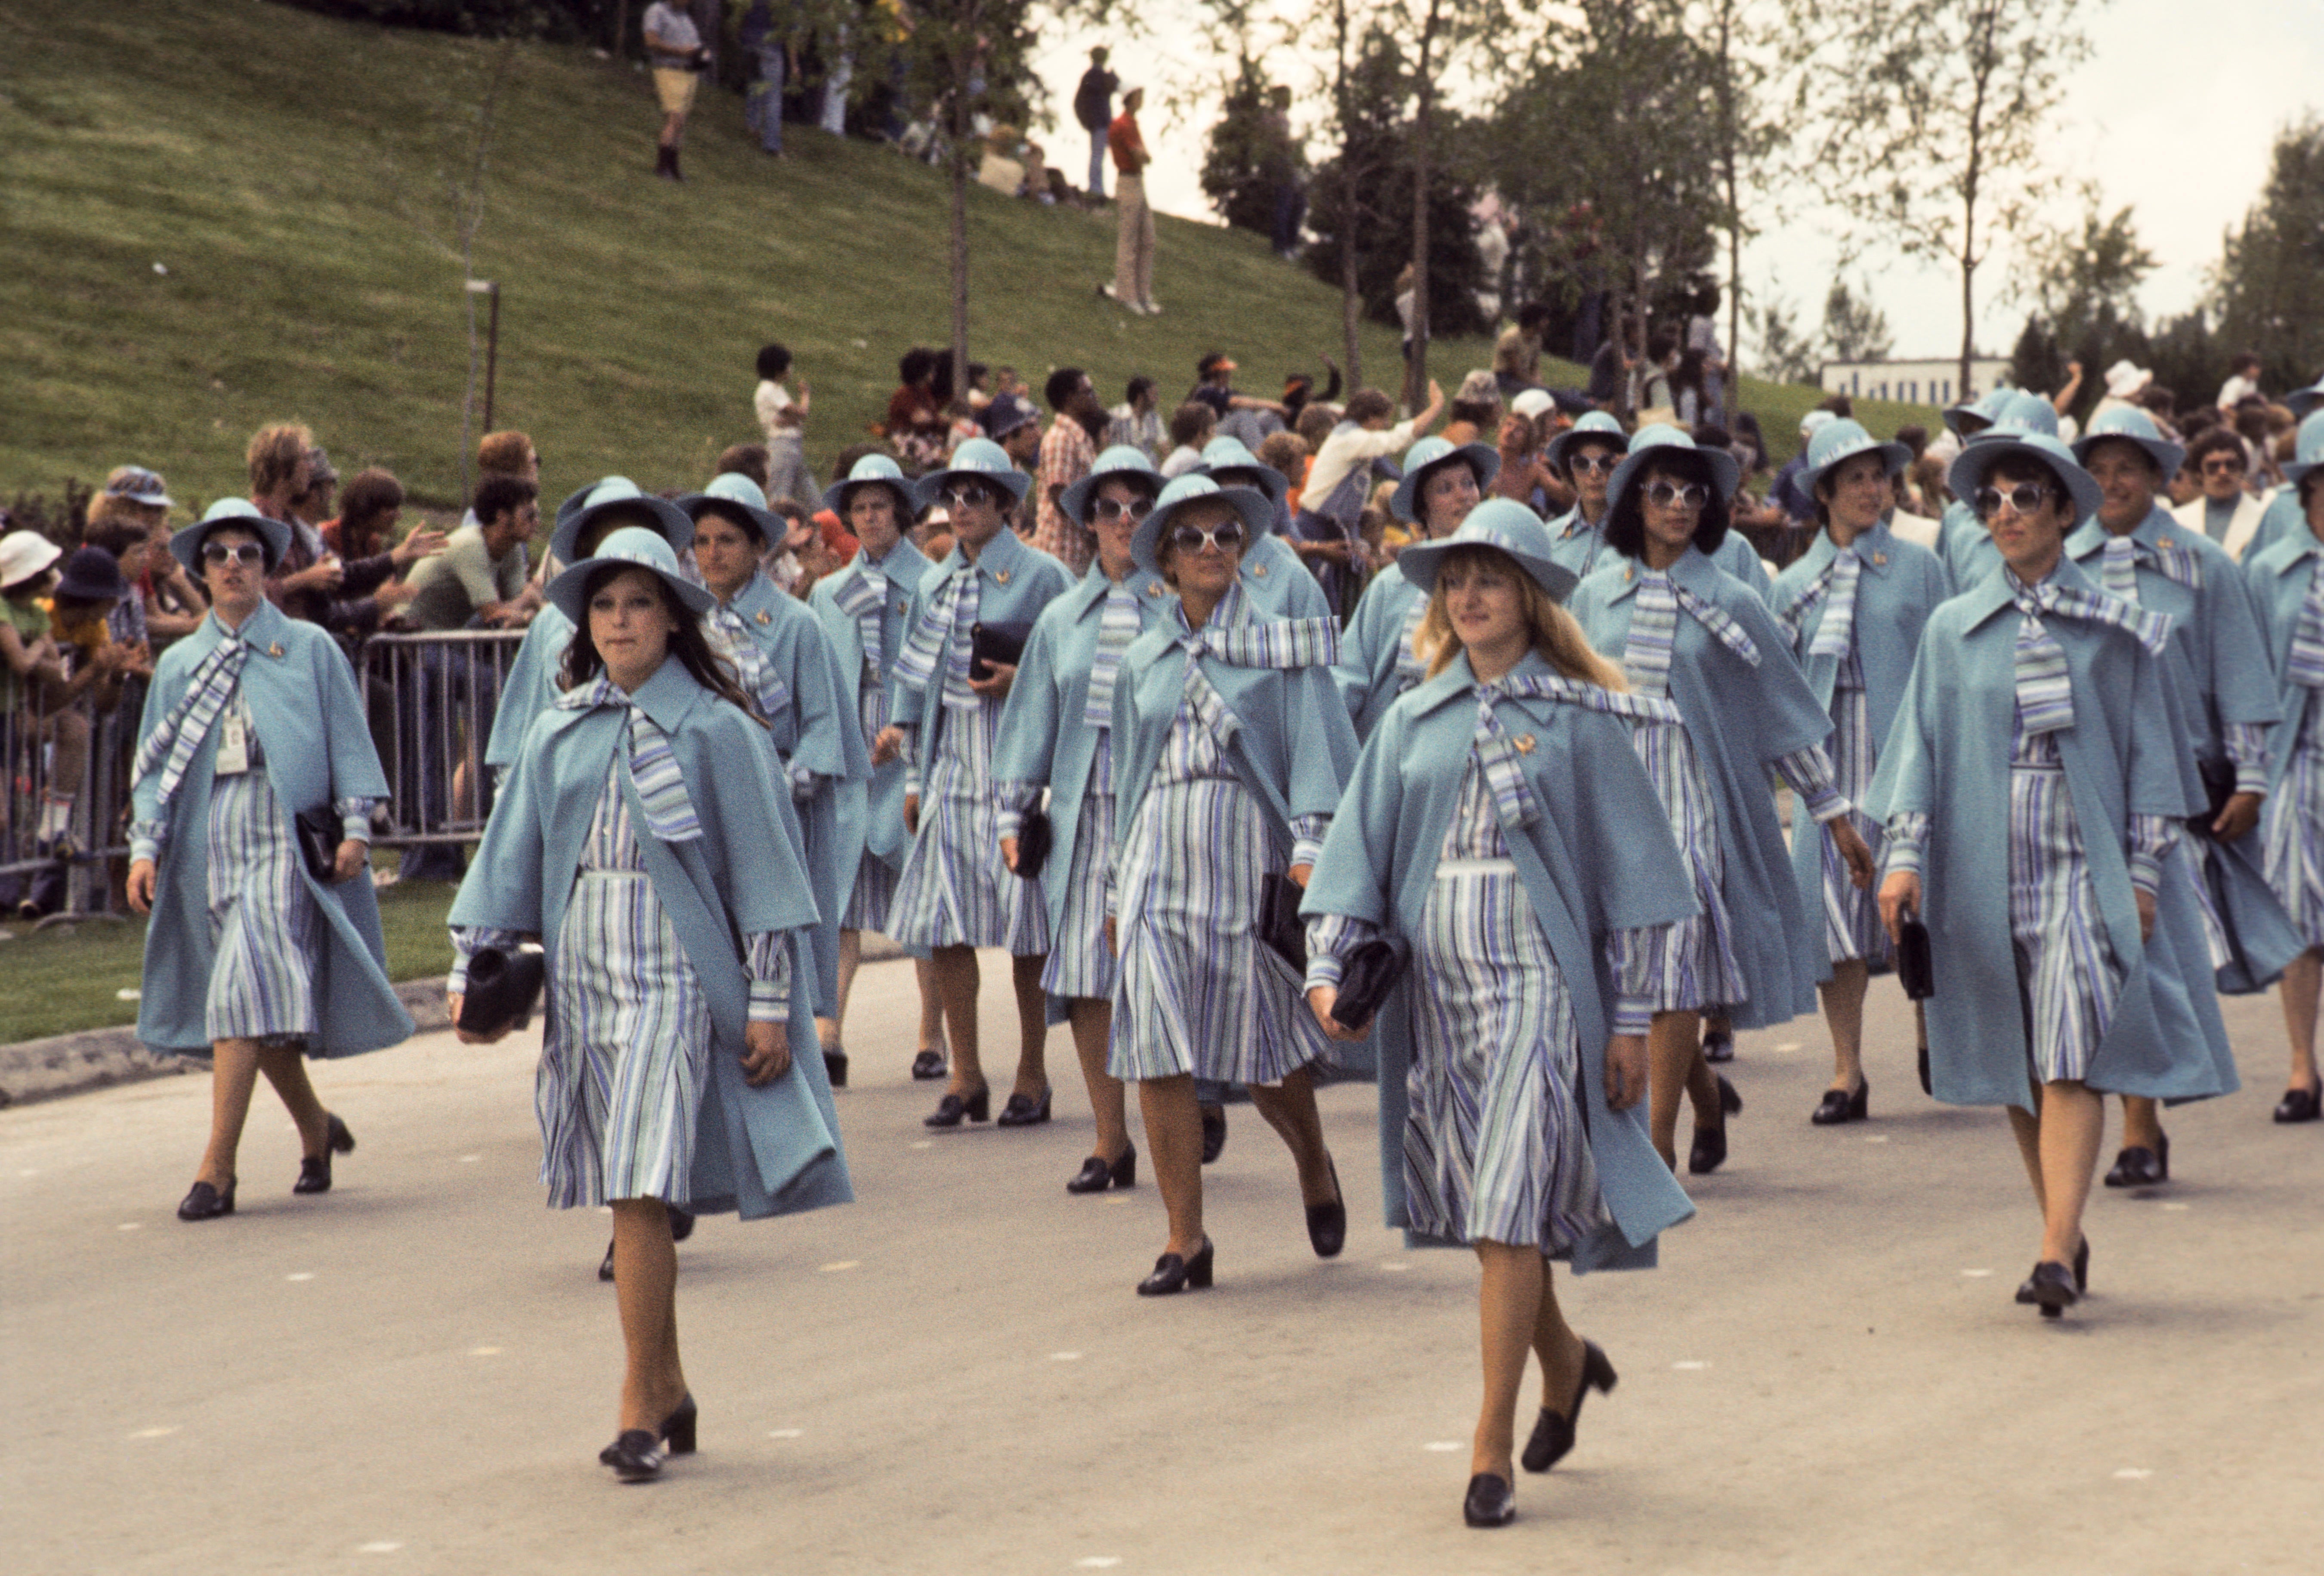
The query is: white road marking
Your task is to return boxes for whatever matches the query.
[2113,1468,2153,1480]
[1961,1269,1994,1278]
[286,1272,315,1282]
[819,1261,860,1273]
[1051,1351,1083,1362]
[356,1542,404,1554]
[768,1428,803,1439]
[469,1347,501,1357]
[129,1426,178,1440]
[117,1222,142,1231]
[1673,1360,1711,1370]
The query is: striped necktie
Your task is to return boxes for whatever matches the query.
[1624,570,1760,699]
[1082,580,1144,728]
[894,564,980,710]
[1474,674,1682,829]
[1781,546,1862,660]
[2290,558,2324,690]
[1394,593,1430,688]
[711,604,792,721]
[132,630,247,811]
[558,676,703,841]
[833,560,887,678]
[2101,535,2140,603]
[1174,590,1339,749]
[2007,574,2173,736]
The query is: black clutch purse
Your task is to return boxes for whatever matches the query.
[2185,757,2237,840]
[1330,935,1411,1028]
[1896,917,1935,1001]
[294,806,343,883]
[1014,804,1053,881]
[1258,872,1309,974]
[458,944,547,1037]
[969,620,1032,681]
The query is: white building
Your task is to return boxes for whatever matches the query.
[1819,357,2012,409]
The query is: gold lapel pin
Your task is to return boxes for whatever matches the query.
[1514,734,1537,754]
[1253,564,1270,578]
[1873,552,1888,567]
[756,610,772,625]
[995,569,1012,586]
[267,642,285,657]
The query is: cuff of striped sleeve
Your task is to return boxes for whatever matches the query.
[745,931,792,1023]
[336,796,376,844]
[1880,813,1931,877]
[446,925,523,997]
[788,763,820,803]
[993,778,1039,841]
[1301,913,1373,992]
[2126,814,2177,897]
[1773,745,1850,822]
[2222,725,2271,796]
[129,821,168,864]
[1610,996,1654,1037]
[1288,814,1329,871]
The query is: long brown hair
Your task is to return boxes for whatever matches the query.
[559,563,767,726]
[1416,544,1629,691]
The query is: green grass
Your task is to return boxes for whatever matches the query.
[0,0,1928,513]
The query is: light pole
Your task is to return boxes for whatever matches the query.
[466,278,501,435]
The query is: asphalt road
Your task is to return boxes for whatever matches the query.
[6,954,2320,1575]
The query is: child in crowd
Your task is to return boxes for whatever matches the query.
[753,343,815,508]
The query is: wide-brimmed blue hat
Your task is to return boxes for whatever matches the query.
[1390,436,1501,524]
[1194,435,1289,511]
[1942,387,2012,437]
[170,497,293,577]
[1606,424,1740,517]
[1947,433,2102,524]
[552,477,694,567]
[556,475,635,529]
[2281,409,2324,491]
[1805,418,1912,494]
[2072,406,2186,479]
[821,453,918,520]
[915,437,1032,507]
[1131,473,1274,577]
[547,526,717,626]
[1972,389,2061,443]
[1059,445,1163,527]
[2288,377,2324,421]
[1396,499,1579,605]
[1544,410,1629,475]
[677,472,785,546]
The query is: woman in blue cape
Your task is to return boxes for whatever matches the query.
[807,454,947,1082]
[681,471,872,1088]
[128,500,411,1221]
[1870,435,2203,1320]
[1107,473,1360,1295]
[1192,434,1337,619]
[2069,408,2281,1187]
[1301,502,1697,1530]
[2244,439,2324,1124]
[1569,427,1873,1175]
[1333,434,1504,741]
[992,446,1168,1194]
[448,528,845,1480]
[1768,420,1952,1125]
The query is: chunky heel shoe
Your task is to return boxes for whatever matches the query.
[2015,1260,2078,1318]
[1304,1156,1346,1258]
[177,1179,236,1221]
[924,1084,991,1128]
[659,1394,697,1455]
[1810,1078,1869,1126]
[599,1429,665,1482]
[1067,1144,1137,1194]
[910,1048,948,1080]
[1701,1028,1735,1064]
[1199,1104,1227,1165]
[2104,1131,2169,1188]
[1522,1339,1616,1472]
[598,1241,617,1282]
[822,1046,848,1089]
[995,1086,1053,1127]
[294,1113,356,1194]
[2274,1083,2322,1123]
[1136,1238,1214,1295]
[1462,1473,1516,1528]
[2073,1234,2090,1295]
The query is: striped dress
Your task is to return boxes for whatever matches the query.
[1818,648,1889,965]
[2265,685,2324,946]
[203,692,322,1046]
[1041,740,1119,1000]
[888,691,1048,955]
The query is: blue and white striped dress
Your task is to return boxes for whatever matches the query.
[888,676,1048,956]
[2265,685,2324,946]
[1041,739,1119,1000]
[203,693,321,1045]
[1819,648,1889,965]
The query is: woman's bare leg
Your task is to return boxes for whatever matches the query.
[816,927,864,1054]
[1068,998,1130,1161]
[930,944,983,1097]
[256,1041,330,1156]
[608,1198,688,1434]
[1647,1011,1702,1167]
[195,1037,262,1189]
[2034,1080,2103,1265]
[1473,1241,1544,1481]
[2282,949,2322,1093]
[915,955,946,1061]
[1137,1074,1205,1257]
[1009,952,1048,1101]
[1819,959,1870,1093]
[1247,1067,1337,1205]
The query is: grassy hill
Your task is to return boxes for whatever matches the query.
[1,0,1935,515]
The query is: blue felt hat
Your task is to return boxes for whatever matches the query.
[1804,418,1912,495]
[170,497,293,577]
[2072,406,2186,480]
[1971,390,2061,443]
[1389,436,1501,525]
[1942,387,2013,437]
[1058,445,1163,527]
[547,526,717,626]
[820,453,918,520]
[1947,432,2102,524]
[2286,377,2324,421]
[1395,499,1579,605]
[1194,435,1289,512]
[552,477,695,567]
[556,475,635,528]
[1605,424,1741,518]
[1544,410,1629,475]
[677,472,785,546]
[1131,473,1275,577]
[915,437,1032,507]
[2281,409,2324,491]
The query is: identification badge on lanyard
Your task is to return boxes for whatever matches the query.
[214,714,250,775]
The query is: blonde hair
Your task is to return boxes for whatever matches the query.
[1416,544,1628,691]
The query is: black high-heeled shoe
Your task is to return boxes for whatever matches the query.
[177,1178,236,1221]
[924,1084,991,1128]
[2103,1129,2170,1188]
[995,1086,1052,1127]
[1066,1144,1137,1194]
[1200,1103,1227,1164]
[1462,1473,1516,1528]
[2274,1083,2323,1123]
[2073,1234,2090,1295]
[659,1394,697,1455]
[1136,1238,1214,1295]
[2015,1260,2078,1318]
[1688,1076,1742,1174]
[1521,1339,1617,1472]
[599,1429,665,1482]
[1701,1028,1735,1064]
[1809,1078,1869,1126]
[1304,1156,1346,1258]
[293,1113,356,1195]
[910,1048,948,1081]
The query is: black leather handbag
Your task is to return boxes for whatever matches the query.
[1896,917,1935,1002]
[294,806,343,883]
[969,620,1032,681]
[2185,757,2237,840]
[458,945,547,1037]
[1258,872,1309,974]
[1014,804,1053,881]
[1330,935,1411,1028]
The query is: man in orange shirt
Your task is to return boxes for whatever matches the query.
[1099,87,1156,316]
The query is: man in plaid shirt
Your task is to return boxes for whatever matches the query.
[1032,367,1105,576]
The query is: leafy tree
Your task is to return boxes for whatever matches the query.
[1750,290,1819,384]
[1822,277,1894,363]
[2006,194,2156,413]
[1199,56,1285,237]
[2215,117,2324,391]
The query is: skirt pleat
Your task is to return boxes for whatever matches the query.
[2264,733,2324,947]
[1820,682,1891,966]
[2007,766,2122,1084]
[1041,791,1118,1001]
[204,770,319,1044]
[1628,719,1746,1012]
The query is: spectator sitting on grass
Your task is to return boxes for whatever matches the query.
[1159,401,1216,478]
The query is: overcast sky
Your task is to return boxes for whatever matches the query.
[1029,0,2321,365]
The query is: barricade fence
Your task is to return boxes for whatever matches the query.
[0,629,524,927]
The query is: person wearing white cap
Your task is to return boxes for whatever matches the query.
[1300,501,1697,1529]
[2069,408,2291,1188]
[1,530,78,850]
[125,500,412,1224]
[449,526,845,1482]
[1870,433,2214,1320]
[2243,426,2324,1124]
[885,438,1074,1129]
[2093,358,2154,421]
[1770,421,1952,1125]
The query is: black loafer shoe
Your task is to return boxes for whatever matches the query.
[599,1429,665,1482]
[1462,1473,1516,1528]
[924,1085,991,1128]
[1304,1157,1346,1258]
[1522,1339,1617,1472]
[598,1240,616,1282]
[1810,1079,1869,1126]
[1199,1104,1227,1165]
[1067,1145,1137,1194]
[177,1179,235,1221]
[995,1087,1052,1127]
[2275,1084,2321,1123]
[293,1155,331,1194]
[2103,1142,2165,1188]
[2015,1259,2078,1318]
[910,1049,948,1081]
[1136,1239,1214,1295]
[1701,1030,1735,1064]
[666,1203,695,1243]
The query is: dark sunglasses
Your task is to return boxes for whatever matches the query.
[201,542,266,566]
[2200,456,2246,475]
[1973,482,2061,520]
[1167,521,1247,554]
[1643,480,1710,510]
[1088,496,1154,523]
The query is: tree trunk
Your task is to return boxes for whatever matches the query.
[1714,0,1743,406]
[949,55,972,397]
[1406,0,1443,414]
[1958,3,1997,399]
[1333,0,1361,391]
[612,0,628,57]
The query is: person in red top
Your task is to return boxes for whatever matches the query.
[1100,87,1156,316]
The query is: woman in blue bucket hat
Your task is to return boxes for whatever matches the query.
[1302,500,1697,1527]
[1870,432,2213,1319]
[1769,420,1951,1126]
[1570,426,1875,1175]
[1194,435,1335,620]
[450,527,845,1481]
